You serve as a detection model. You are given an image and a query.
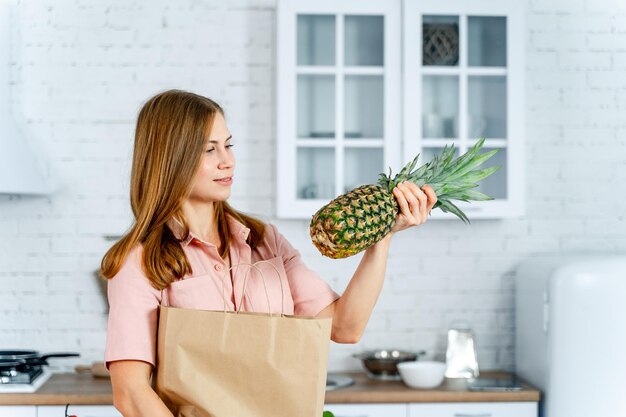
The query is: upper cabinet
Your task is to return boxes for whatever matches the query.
[277,0,525,220]
[403,0,525,219]
[277,0,401,219]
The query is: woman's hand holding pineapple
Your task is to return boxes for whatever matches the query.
[310,139,499,259]
[314,140,497,348]
[313,181,439,342]
[388,182,438,236]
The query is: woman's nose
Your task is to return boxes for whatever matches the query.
[218,151,234,169]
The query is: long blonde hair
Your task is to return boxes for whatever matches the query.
[100,90,266,290]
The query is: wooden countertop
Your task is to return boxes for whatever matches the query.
[325,371,541,403]
[0,370,540,405]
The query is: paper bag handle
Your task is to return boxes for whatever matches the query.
[219,260,285,317]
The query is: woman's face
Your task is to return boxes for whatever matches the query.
[186,112,236,203]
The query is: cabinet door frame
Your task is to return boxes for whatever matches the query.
[324,402,408,417]
[277,0,402,219]
[38,405,123,417]
[0,406,37,417]
[403,0,526,220]
[408,401,537,417]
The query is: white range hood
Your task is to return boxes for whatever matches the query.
[0,0,52,195]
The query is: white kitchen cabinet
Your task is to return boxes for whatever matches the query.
[325,403,408,417]
[408,401,537,417]
[276,0,401,219]
[403,0,525,220]
[0,402,537,417]
[38,405,122,417]
[0,406,36,417]
[277,0,525,220]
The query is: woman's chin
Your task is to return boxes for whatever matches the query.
[210,190,231,202]
[188,186,232,203]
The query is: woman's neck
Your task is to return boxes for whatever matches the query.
[180,200,218,243]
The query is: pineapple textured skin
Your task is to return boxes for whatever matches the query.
[310,184,398,259]
[309,138,501,259]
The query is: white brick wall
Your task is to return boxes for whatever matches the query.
[0,0,625,376]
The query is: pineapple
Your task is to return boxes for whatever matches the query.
[309,138,501,259]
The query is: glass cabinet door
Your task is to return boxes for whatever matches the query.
[344,147,384,193]
[297,74,335,139]
[421,13,508,200]
[467,75,507,139]
[344,75,384,139]
[344,15,384,66]
[297,148,335,199]
[296,13,386,200]
[278,1,401,218]
[297,15,335,66]
[403,0,524,219]
[422,74,459,139]
[468,16,506,67]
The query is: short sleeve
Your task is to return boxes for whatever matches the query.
[269,224,340,317]
[104,246,162,370]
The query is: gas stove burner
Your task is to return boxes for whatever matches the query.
[0,349,79,393]
[0,366,43,384]
[0,368,51,393]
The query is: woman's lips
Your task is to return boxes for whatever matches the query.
[214,177,233,186]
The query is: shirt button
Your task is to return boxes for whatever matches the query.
[214,264,223,271]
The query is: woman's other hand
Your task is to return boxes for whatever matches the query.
[109,360,175,417]
[388,181,438,235]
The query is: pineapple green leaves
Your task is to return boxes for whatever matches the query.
[309,138,501,259]
[377,137,500,224]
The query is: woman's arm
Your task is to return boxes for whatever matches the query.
[317,182,437,343]
[316,233,393,343]
[109,360,174,417]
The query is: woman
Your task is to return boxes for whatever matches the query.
[101,89,437,417]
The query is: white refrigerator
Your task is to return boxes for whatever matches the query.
[515,254,626,417]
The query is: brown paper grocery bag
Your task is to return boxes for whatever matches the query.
[155,261,333,417]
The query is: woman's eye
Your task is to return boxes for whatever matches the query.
[205,144,234,153]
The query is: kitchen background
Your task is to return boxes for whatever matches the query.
[0,0,625,375]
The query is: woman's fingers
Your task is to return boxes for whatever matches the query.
[402,182,428,224]
[392,186,417,225]
[395,182,422,225]
[422,184,438,212]
[416,185,429,221]
[393,182,438,227]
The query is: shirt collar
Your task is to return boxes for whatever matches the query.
[166,213,251,247]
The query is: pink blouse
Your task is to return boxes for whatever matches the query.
[104,215,340,370]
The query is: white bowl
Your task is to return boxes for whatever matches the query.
[397,361,447,389]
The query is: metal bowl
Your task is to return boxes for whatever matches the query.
[352,349,427,380]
